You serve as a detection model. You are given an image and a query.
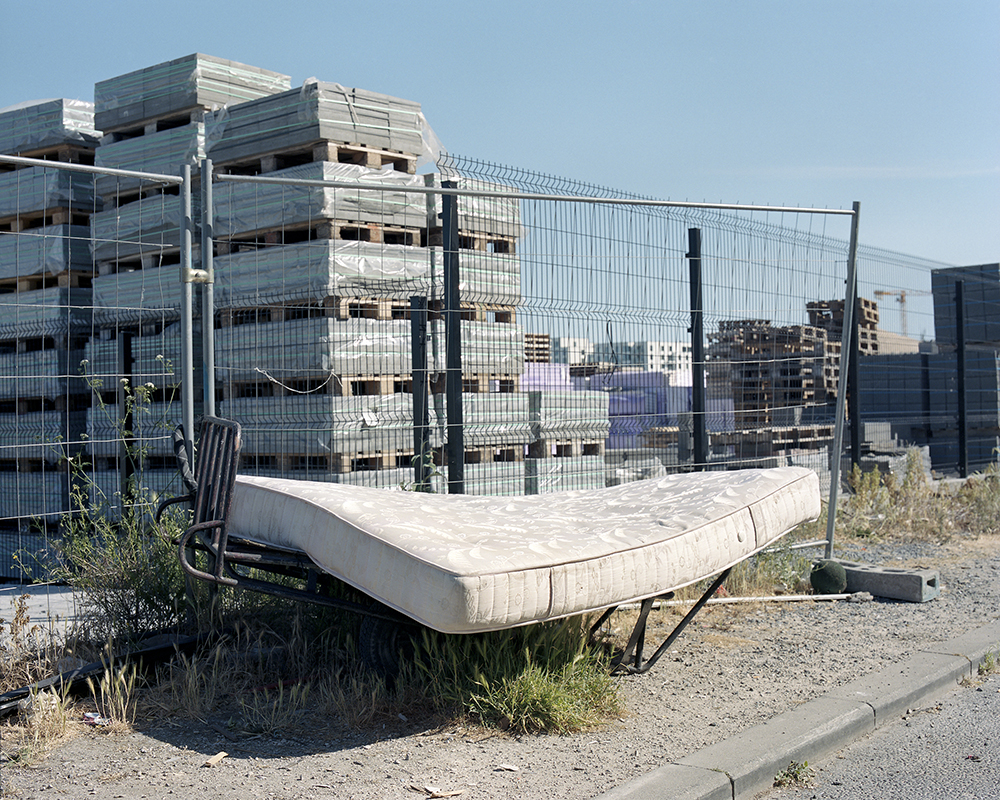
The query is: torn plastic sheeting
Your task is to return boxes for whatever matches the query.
[0,98,100,154]
[0,226,93,282]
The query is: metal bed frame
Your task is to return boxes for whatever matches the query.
[160,416,737,677]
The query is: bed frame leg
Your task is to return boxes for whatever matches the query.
[609,566,733,675]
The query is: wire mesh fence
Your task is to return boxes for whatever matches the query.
[0,140,995,583]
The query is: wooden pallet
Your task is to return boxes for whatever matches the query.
[96,248,182,275]
[429,373,520,394]
[245,448,416,475]
[429,300,517,324]
[464,445,524,464]
[527,437,605,459]
[217,140,417,176]
[100,108,212,142]
[221,372,414,399]
[0,208,92,233]
[0,144,96,171]
[217,218,422,249]
[425,227,517,254]
[218,295,414,327]
[0,270,93,294]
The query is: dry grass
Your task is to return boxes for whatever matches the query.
[839,451,1000,544]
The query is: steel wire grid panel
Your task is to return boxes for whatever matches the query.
[439,156,854,494]
[208,154,865,499]
[0,154,188,580]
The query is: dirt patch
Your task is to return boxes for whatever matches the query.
[4,535,1000,800]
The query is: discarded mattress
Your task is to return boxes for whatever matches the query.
[228,467,820,634]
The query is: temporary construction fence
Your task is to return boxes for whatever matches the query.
[0,144,991,583]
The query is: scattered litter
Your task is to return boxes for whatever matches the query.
[83,712,110,727]
[398,713,408,722]
[203,752,228,767]
[496,764,519,772]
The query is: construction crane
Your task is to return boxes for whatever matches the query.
[873,289,932,338]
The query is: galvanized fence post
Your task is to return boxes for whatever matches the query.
[410,296,431,490]
[201,159,216,418]
[442,181,464,493]
[956,279,968,478]
[179,164,196,464]
[825,201,861,559]
[687,228,708,470]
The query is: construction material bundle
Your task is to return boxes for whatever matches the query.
[0,98,100,155]
[93,53,291,133]
[0,287,92,339]
[212,161,426,237]
[95,124,207,196]
[212,240,434,306]
[215,317,418,379]
[93,266,185,324]
[0,168,100,222]
[219,393,415,461]
[207,80,425,167]
[89,193,186,264]
[0,225,93,282]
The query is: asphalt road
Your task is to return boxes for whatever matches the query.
[760,671,1000,800]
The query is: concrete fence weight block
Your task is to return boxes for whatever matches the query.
[833,560,940,602]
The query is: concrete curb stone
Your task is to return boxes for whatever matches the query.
[595,618,1000,800]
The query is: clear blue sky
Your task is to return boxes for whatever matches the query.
[2,0,996,266]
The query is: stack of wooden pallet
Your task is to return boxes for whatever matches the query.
[86,55,292,503]
[0,100,101,562]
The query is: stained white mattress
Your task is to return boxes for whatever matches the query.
[228,467,821,633]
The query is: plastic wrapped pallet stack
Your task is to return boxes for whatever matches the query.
[0,100,102,564]
[85,55,292,498]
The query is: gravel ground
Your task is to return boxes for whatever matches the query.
[4,535,999,800]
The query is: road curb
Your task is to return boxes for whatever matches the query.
[595,618,1000,800]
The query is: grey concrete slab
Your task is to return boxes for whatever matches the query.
[831,559,941,602]
[676,696,873,799]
